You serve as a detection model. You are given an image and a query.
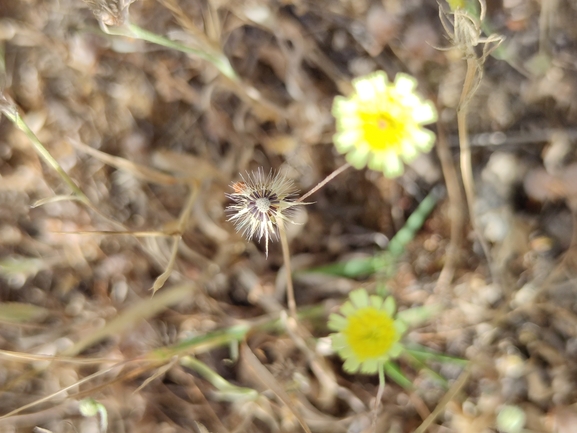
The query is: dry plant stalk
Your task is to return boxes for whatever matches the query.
[84,0,137,27]
[434,121,465,291]
[241,343,312,433]
[277,219,297,319]
[413,364,471,433]
[440,0,503,276]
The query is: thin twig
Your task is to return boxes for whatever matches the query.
[435,120,465,292]
[151,183,198,294]
[1,101,129,231]
[241,343,312,433]
[298,163,351,203]
[278,219,297,319]
[373,363,386,431]
[1,107,90,205]
[457,58,494,279]
[413,365,471,433]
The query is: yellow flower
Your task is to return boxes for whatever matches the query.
[328,289,405,374]
[447,0,466,10]
[332,71,437,178]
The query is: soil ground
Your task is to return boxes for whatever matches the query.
[1,0,577,432]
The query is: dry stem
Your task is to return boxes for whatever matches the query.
[278,219,297,319]
[413,365,471,433]
[298,163,351,203]
[435,120,465,291]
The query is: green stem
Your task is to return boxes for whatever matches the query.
[2,108,90,205]
[103,23,238,82]
[180,356,258,401]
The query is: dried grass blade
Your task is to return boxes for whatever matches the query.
[0,102,90,205]
[150,184,198,294]
[62,282,195,357]
[0,361,128,419]
[240,343,312,433]
[70,139,179,186]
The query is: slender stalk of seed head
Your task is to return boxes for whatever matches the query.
[277,218,297,319]
[276,162,351,318]
[297,163,351,203]
[373,363,385,431]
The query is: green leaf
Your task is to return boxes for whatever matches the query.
[302,257,376,278]
[383,361,413,390]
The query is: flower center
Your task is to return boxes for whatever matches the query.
[255,197,271,212]
[343,307,396,361]
[359,110,405,151]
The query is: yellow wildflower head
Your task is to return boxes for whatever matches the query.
[447,0,466,10]
[328,288,406,374]
[332,71,437,178]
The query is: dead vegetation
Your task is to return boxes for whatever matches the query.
[1,0,577,432]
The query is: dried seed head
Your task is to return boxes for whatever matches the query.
[84,0,137,27]
[225,168,303,258]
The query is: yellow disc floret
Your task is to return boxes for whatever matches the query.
[328,288,406,374]
[343,306,396,361]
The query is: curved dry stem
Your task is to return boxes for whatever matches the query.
[241,343,312,433]
[1,105,90,205]
[151,182,198,294]
[457,58,495,282]
[413,365,471,433]
[373,363,386,431]
[0,359,139,419]
[277,219,297,319]
[298,163,351,203]
[434,120,465,292]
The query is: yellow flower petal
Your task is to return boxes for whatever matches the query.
[370,295,384,310]
[349,289,370,309]
[411,128,436,151]
[413,101,437,124]
[340,301,356,317]
[343,357,361,373]
[382,152,403,178]
[384,297,396,316]
[401,140,419,162]
[394,73,417,93]
[331,332,347,349]
[334,130,362,151]
[332,97,359,117]
[354,75,381,102]
[328,313,348,331]
[360,359,379,374]
[337,116,363,130]
[346,147,371,169]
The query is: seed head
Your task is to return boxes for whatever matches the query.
[226,168,303,258]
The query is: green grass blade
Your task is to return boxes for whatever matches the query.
[384,360,413,390]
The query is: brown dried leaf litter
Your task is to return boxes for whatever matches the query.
[1,0,577,432]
